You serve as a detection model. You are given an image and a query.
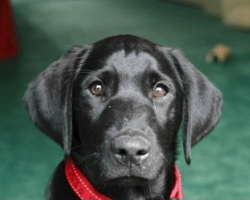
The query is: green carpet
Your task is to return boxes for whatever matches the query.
[1,0,250,199]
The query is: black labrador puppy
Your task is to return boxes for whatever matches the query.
[24,35,222,200]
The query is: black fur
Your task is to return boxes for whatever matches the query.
[24,35,222,200]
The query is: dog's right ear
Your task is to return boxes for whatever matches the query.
[24,45,92,155]
[158,47,222,165]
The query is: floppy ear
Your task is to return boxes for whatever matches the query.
[158,47,222,164]
[24,45,92,155]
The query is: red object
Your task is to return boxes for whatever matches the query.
[170,165,183,199]
[0,0,18,60]
[65,157,183,200]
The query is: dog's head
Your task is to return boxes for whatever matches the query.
[24,35,222,197]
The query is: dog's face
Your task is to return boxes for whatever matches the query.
[24,35,222,198]
[73,49,182,185]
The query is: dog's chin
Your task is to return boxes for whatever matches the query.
[107,176,149,187]
[101,164,165,187]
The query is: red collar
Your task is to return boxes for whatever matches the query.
[65,157,183,200]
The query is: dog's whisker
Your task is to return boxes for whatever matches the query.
[159,154,171,168]
[75,153,99,166]
[153,101,157,112]
[70,143,101,151]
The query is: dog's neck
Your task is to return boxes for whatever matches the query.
[66,155,182,200]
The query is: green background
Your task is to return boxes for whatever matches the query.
[1,0,250,199]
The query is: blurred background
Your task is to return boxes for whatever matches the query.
[1,0,250,199]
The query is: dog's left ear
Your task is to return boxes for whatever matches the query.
[158,47,223,165]
[24,45,92,156]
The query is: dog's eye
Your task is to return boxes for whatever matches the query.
[89,83,104,96]
[153,85,168,98]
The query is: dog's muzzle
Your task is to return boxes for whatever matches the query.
[110,134,151,166]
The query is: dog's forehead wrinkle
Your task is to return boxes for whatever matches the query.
[105,50,159,74]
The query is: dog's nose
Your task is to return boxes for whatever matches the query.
[110,135,151,165]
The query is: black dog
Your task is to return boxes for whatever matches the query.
[24,35,222,200]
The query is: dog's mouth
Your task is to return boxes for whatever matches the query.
[102,163,166,187]
[107,175,149,186]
